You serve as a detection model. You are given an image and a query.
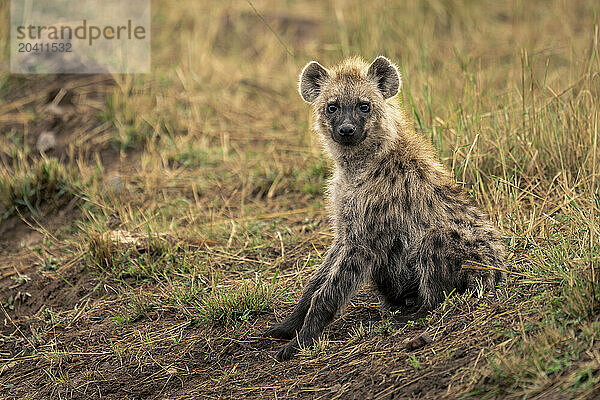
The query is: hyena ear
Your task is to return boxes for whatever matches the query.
[299,61,329,103]
[367,56,401,99]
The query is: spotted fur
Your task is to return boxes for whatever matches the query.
[264,56,505,361]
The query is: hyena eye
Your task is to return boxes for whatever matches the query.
[359,102,371,113]
[327,104,338,113]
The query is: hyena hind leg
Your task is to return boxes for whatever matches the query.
[372,253,419,311]
[411,228,504,310]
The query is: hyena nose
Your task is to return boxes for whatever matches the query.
[339,124,356,136]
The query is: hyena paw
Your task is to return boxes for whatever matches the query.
[263,323,296,340]
[276,339,301,361]
[493,269,506,285]
[470,271,502,291]
[416,304,435,315]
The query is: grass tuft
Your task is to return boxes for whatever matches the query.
[190,279,281,326]
[0,158,82,220]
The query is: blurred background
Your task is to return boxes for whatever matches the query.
[2,0,599,225]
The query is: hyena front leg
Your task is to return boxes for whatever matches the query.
[276,247,370,361]
[263,241,342,340]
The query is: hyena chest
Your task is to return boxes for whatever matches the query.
[334,188,413,244]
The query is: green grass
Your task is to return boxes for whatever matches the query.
[0,158,82,220]
[188,278,282,326]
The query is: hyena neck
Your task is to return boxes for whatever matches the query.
[345,109,450,185]
[333,140,389,178]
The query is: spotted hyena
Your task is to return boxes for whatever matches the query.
[264,56,505,361]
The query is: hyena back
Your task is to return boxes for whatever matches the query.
[264,56,505,361]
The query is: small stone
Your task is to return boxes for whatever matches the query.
[106,174,123,192]
[36,131,56,153]
[20,232,43,248]
[330,383,342,392]
[101,230,172,253]
[403,331,433,351]
[0,361,17,376]
[45,103,66,116]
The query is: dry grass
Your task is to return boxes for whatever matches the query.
[0,0,599,398]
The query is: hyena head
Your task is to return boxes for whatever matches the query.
[299,56,402,163]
